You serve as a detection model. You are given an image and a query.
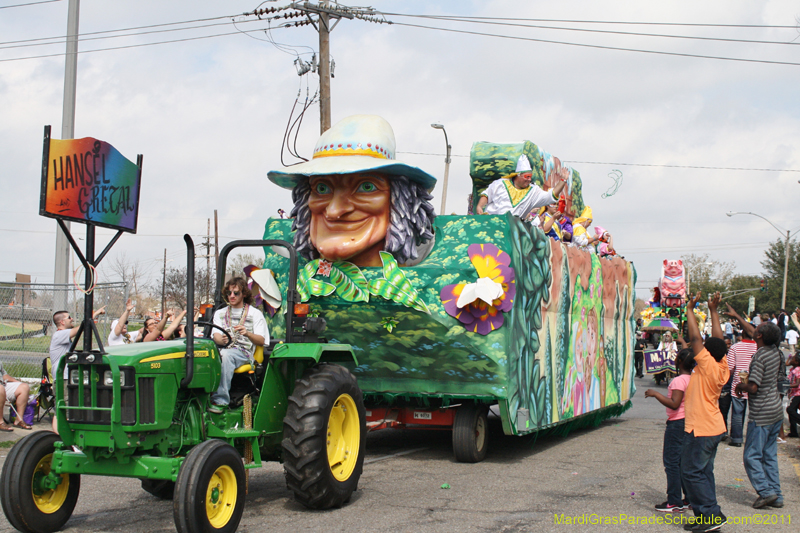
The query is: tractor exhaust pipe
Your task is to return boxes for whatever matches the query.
[181,234,195,388]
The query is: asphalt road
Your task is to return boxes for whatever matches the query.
[1,375,799,532]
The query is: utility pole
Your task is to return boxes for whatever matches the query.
[54,0,80,307]
[318,1,331,133]
[198,219,214,305]
[245,3,387,134]
[214,209,219,270]
[782,230,790,309]
[161,248,167,317]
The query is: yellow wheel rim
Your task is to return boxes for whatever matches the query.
[205,465,237,529]
[327,393,360,482]
[32,454,70,514]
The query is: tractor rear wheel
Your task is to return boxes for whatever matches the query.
[0,431,80,533]
[282,363,365,509]
[173,439,245,533]
[452,403,489,463]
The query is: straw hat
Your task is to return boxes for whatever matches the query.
[268,114,437,191]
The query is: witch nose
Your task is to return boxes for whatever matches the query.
[325,189,354,219]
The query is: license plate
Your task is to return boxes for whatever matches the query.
[413,411,432,420]
[365,410,372,417]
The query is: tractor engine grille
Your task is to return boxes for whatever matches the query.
[66,366,137,426]
[138,377,156,424]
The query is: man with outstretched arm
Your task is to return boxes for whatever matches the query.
[107,299,144,345]
[680,292,729,532]
[726,304,785,509]
[49,306,106,433]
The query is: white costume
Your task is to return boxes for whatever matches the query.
[481,155,555,219]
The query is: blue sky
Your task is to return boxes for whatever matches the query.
[1,0,799,296]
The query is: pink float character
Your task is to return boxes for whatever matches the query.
[659,259,686,308]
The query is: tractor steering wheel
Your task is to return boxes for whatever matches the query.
[195,321,234,348]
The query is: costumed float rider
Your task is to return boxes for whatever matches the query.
[571,206,599,253]
[267,114,438,268]
[209,277,268,413]
[476,154,568,219]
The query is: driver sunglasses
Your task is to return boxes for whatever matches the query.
[227,290,241,296]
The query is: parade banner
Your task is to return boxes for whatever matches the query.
[644,349,674,374]
[39,128,142,232]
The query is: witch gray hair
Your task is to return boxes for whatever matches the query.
[289,175,436,264]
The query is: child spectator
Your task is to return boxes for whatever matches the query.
[646,348,695,513]
[786,355,800,439]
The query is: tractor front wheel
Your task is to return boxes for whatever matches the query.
[173,439,245,533]
[452,403,489,463]
[282,363,366,509]
[0,431,80,533]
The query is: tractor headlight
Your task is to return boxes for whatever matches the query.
[69,370,89,385]
[103,370,125,387]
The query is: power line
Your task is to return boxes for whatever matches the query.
[0,25,297,63]
[378,13,799,29]
[0,13,237,47]
[388,21,800,67]
[382,13,800,47]
[395,152,800,173]
[0,18,270,51]
[0,0,61,9]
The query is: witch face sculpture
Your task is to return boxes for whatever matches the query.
[269,115,437,267]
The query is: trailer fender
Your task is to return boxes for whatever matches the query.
[269,343,357,366]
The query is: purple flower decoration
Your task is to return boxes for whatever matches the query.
[440,243,516,335]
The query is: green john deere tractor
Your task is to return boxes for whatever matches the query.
[0,236,366,533]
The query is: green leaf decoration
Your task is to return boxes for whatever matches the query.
[308,278,336,297]
[369,279,430,314]
[379,252,416,295]
[369,254,431,314]
[330,261,370,303]
[296,260,320,302]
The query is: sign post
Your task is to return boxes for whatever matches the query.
[39,125,142,358]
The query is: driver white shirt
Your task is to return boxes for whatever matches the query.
[212,305,268,355]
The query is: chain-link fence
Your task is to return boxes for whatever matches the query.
[0,281,130,378]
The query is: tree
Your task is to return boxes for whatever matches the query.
[723,274,762,318]
[156,267,215,311]
[227,253,264,279]
[104,252,151,307]
[759,237,800,314]
[680,253,735,297]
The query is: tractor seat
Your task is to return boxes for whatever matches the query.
[234,345,264,374]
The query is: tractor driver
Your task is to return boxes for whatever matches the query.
[209,277,269,413]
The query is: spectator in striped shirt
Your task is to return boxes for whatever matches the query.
[719,310,757,448]
[732,316,785,509]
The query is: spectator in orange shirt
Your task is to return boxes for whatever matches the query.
[681,292,729,532]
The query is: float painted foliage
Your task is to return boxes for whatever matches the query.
[261,213,636,435]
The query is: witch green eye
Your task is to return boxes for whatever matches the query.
[314,182,331,195]
[357,181,377,193]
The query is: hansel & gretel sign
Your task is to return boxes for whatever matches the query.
[39,126,142,232]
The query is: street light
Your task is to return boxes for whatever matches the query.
[431,124,451,215]
[726,211,800,309]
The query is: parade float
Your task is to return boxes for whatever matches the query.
[640,261,705,383]
[259,115,638,462]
